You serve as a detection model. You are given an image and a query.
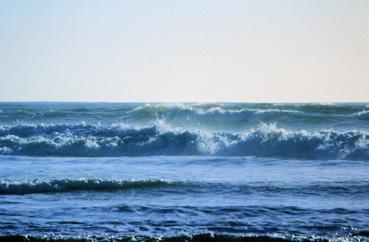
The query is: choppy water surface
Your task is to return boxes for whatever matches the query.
[0,103,369,241]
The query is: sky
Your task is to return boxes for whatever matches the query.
[0,0,369,102]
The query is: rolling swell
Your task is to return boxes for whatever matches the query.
[2,179,369,195]
[0,178,179,195]
[0,123,369,160]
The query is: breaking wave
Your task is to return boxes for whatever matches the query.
[0,123,369,160]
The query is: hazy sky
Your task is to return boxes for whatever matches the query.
[1,0,369,102]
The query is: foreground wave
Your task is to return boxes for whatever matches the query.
[1,123,369,160]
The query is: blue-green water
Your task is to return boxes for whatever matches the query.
[0,103,369,241]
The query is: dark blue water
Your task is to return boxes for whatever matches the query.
[0,103,369,241]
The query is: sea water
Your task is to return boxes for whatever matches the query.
[0,102,369,241]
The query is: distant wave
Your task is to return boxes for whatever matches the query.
[0,178,179,195]
[128,103,302,117]
[126,103,369,123]
[355,110,369,119]
[0,123,369,160]
[129,103,367,116]
[1,103,368,127]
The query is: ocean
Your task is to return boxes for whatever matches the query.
[0,102,369,241]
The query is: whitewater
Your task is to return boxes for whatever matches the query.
[1,102,369,241]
